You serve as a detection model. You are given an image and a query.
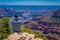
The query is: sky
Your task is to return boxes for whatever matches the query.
[0,0,60,5]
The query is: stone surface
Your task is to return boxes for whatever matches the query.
[6,32,43,40]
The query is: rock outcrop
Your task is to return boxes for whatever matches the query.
[5,32,43,40]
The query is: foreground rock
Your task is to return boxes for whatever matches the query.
[5,32,43,40]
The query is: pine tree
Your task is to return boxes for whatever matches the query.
[0,17,12,40]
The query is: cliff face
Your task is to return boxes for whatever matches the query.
[52,9,60,18]
[5,32,43,40]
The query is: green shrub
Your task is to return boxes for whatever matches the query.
[21,28,44,38]
[21,28,35,34]
[0,17,12,40]
[1,33,9,39]
[42,37,48,40]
